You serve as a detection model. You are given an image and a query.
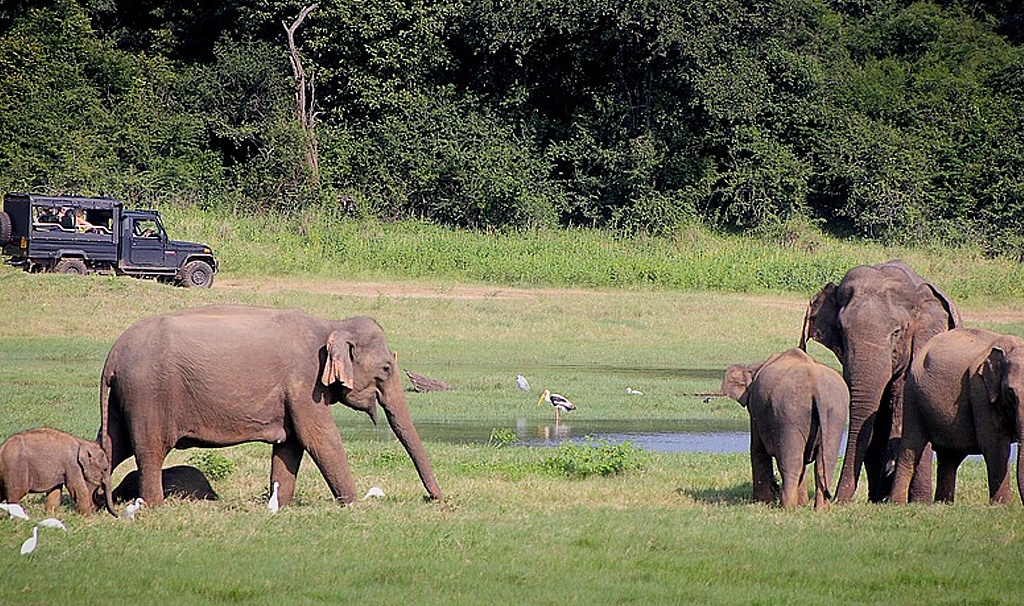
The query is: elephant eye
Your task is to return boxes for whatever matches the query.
[382,363,392,377]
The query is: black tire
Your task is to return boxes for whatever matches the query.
[54,258,88,275]
[0,211,11,246]
[180,260,214,288]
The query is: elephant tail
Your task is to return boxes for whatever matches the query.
[812,397,837,502]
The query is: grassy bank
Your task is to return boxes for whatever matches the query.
[1,271,1024,604]
[161,206,1024,300]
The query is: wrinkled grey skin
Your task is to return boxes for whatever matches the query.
[0,427,116,516]
[99,305,443,508]
[723,348,849,510]
[892,328,1024,505]
[112,465,218,503]
[801,260,960,503]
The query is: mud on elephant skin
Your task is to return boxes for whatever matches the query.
[99,305,443,509]
[0,427,116,516]
[722,348,849,510]
[801,259,960,503]
[112,465,218,503]
[892,328,1024,505]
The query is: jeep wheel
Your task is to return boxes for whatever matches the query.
[54,258,88,275]
[180,260,214,288]
[0,211,11,245]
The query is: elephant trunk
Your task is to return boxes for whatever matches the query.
[380,373,443,501]
[101,468,116,517]
[835,350,890,503]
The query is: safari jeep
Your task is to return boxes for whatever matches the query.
[0,193,218,288]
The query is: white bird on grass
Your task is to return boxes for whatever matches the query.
[626,387,644,396]
[516,374,531,392]
[0,502,29,521]
[20,526,37,555]
[362,486,385,500]
[122,498,145,521]
[267,481,280,515]
[538,389,576,423]
[37,518,67,531]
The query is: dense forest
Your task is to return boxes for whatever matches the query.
[1,1,1022,249]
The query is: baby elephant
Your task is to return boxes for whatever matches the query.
[892,328,1024,505]
[722,348,849,510]
[0,428,115,515]
[112,465,218,503]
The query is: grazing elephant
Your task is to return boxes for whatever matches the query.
[0,428,115,516]
[112,465,218,503]
[801,260,960,503]
[892,328,1024,505]
[722,348,849,510]
[99,305,443,508]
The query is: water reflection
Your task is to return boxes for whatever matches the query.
[339,417,750,454]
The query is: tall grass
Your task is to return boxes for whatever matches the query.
[162,206,1024,300]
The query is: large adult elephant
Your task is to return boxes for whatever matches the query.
[98,305,443,507]
[800,260,960,502]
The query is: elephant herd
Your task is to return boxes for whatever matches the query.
[1,259,1021,516]
[725,259,1024,509]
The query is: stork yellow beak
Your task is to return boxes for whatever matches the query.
[537,390,547,406]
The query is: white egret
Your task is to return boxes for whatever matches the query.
[0,502,29,521]
[362,486,385,500]
[516,375,530,391]
[122,498,144,520]
[538,389,576,423]
[626,387,644,396]
[267,481,280,514]
[37,518,67,531]
[20,526,37,555]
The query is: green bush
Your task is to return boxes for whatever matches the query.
[186,451,236,481]
[542,439,646,479]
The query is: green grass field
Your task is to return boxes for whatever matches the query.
[1,233,1023,605]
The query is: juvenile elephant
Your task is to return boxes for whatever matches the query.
[892,328,1024,505]
[801,260,960,503]
[99,305,443,508]
[0,428,115,515]
[722,348,849,510]
[112,465,218,503]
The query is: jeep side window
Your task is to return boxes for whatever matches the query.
[133,219,160,238]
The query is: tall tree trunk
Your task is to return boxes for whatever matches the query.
[284,4,320,185]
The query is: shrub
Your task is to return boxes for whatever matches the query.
[186,451,235,481]
[542,439,646,479]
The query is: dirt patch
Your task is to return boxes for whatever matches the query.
[215,277,1024,324]
[215,277,598,300]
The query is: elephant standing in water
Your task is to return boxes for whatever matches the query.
[801,260,960,503]
[723,348,848,510]
[892,328,1024,505]
[99,306,443,508]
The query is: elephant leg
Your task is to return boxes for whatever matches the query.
[44,487,62,514]
[864,431,892,503]
[135,447,170,506]
[908,443,934,503]
[934,450,966,503]
[290,412,357,504]
[778,446,806,509]
[982,441,1013,504]
[750,430,774,504]
[271,440,304,507]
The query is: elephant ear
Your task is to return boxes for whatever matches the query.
[77,443,107,485]
[801,282,844,363]
[321,330,355,389]
[722,364,758,407]
[981,347,1006,405]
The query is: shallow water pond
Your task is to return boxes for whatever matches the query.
[338,417,751,453]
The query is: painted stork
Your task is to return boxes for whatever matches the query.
[538,389,576,423]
